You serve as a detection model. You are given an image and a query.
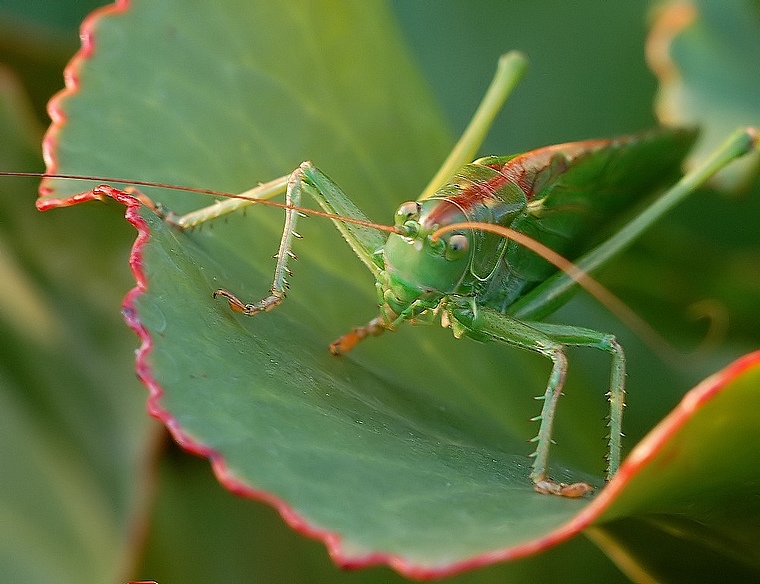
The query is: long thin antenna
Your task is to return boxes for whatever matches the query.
[2,171,399,234]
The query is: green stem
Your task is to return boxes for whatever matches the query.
[419,51,528,200]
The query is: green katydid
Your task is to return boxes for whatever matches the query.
[20,52,757,497]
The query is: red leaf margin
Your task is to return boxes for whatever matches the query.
[36,0,760,578]
[36,0,132,211]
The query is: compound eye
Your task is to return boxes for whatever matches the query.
[444,234,469,261]
[394,201,421,227]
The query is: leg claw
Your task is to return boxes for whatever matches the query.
[534,479,594,498]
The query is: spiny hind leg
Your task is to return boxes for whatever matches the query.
[128,162,388,335]
[119,172,295,316]
[213,168,304,316]
[213,162,384,321]
[450,306,594,497]
[528,322,626,480]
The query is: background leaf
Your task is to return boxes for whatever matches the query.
[647,0,760,190]
[0,65,153,583]
[596,351,760,579]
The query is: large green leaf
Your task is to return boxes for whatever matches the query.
[125,196,598,572]
[37,0,760,578]
[38,0,606,573]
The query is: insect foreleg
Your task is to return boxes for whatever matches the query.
[329,294,442,355]
[329,315,387,355]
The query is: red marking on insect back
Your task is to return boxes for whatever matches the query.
[501,139,608,199]
[456,174,509,206]
[424,198,466,226]
[426,174,509,225]
[426,137,612,225]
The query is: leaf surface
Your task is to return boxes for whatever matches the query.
[39,0,760,578]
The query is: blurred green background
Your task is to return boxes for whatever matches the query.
[0,1,757,582]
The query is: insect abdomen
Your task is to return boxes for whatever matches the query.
[481,128,699,311]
